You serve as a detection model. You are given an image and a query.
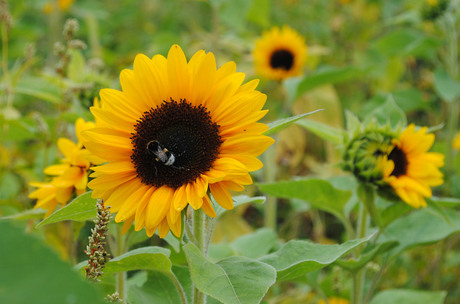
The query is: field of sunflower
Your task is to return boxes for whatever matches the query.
[1,0,460,303]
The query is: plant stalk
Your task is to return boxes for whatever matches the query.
[351,195,370,304]
[115,224,127,303]
[192,208,207,304]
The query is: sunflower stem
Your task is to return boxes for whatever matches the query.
[351,190,370,304]
[443,11,459,193]
[115,224,127,303]
[192,208,207,304]
[264,145,277,230]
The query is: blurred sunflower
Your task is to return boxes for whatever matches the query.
[318,297,349,304]
[43,0,75,14]
[253,25,307,80]
[83,44,274,238]
[29,118,102,216]
[453,131,460,150]
[383,124,444,208]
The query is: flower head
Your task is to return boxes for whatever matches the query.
[83,44,274,238]
[382,124,444,208]
[253,26,307,80]
[29,118,100,216]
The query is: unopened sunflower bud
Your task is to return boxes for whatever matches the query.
[85,199,111,282]
[342,130,394,186]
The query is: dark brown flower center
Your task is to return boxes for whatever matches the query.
[270,49,294,71]
[388,146,407,177]
[130,99,222,188]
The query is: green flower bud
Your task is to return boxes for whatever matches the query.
[342,129,395,186]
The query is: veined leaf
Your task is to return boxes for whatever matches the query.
[265,110,323,136]
[36,192,97,228]
[296,119,344,144]
[184,243,276,304]
[259,233,375,281]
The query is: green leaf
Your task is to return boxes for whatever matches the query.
[364,95,406,128]
[430,196,460,207]
[214,195,266,217]
[297,66,362,96]
[0,221,105,304]
[369,289,447,304]
[67,49,86,82]
[0,172,22,200]
[104,246,172,274]
[296,119,344,144]
[264,110,323,136]
[128,271,182,304]
[15,76,61,104]
[184,242,276,304]
[434,68,460,102]
[2,118,39,141]
[231,228,278,259]
[257,178,352,221]
[246,0,269,28]
[334,240,398,272]
[209,228,279,261]
[0,208,46,221]
[259,233,375,281]
[36,192,97,228]
[378,199,412,229]
[379,209,460,257]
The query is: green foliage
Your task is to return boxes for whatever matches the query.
[370,289,447,304]
[184,242,277,304]
[259,234,374,281]
[258,179,352,222]
[36,192,97,228]
[265,111,324,136]
[0,221,105,304]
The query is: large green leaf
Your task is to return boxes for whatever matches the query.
[0,221,104,304]
[15,76,61,104]
[257,179,352,221]
[379,209,460,256]
[334,240,398,272]
[296,118,344,144]
[369,289,447,304]
[364,95,406,128]
[434,68,460,102]
[128,271,183,304]
[264,111,323,136]
[297,66,362,96]
[209,228,279,261]
[184,242,276,304]
[258,234,374,281]
[104,246,172,274]
[231,228,278,259]
[36,192,97,228]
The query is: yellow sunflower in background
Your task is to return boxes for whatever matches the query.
[318,297,349,304]
[453,131,460,150]
[29,118,101,216]
[253,25,307,80]
[383,124,444,208]
[83,44,274,238]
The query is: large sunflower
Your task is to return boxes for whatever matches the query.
[383,124,444,208]
[83,44,274,238]
[253,25,307,80]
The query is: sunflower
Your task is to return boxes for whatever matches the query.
[83,44,274,238]
[382,124,444,208]
[453,131,460,150]
[253,25,307,80]
[29,118,101,216]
